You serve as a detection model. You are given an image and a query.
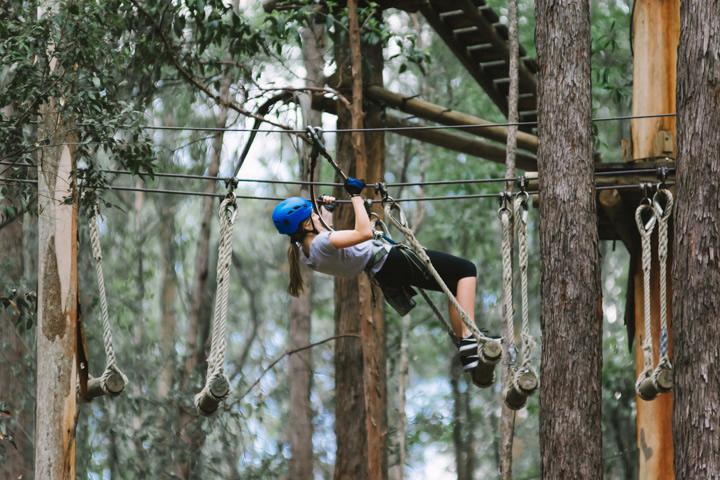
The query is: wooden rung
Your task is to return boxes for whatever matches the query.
[653,369,673,393]
[479,6,499,23]
[471,340,502,388]
[440,10,477,30]
[85,372,126,400]
[195,376,231,416]
[503,370,539,410]
[636,376,660,401]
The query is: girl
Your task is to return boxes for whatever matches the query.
[272,178,480,371]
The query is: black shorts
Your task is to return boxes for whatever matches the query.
[374,247,477,296]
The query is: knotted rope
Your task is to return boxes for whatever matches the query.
[651,187,673,390]
[514,194,538,380]
[194,197,237,414]
[382,198,493,347]
[89,208,129,396]
[634,201,657,400]
[501,193,539,409]
[499,202,516,367]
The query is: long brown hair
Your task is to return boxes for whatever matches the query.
[287,218,312,297]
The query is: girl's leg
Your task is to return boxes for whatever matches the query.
[449,276,476,339]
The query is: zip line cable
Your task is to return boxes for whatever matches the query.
[0,161,676,189]
[0,176,675,202]
[126,112,680,134]
[5,112,676,134]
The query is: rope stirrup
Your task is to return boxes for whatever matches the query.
[195,195,237,415]
[503,191,539,410]
[650,186,674,394]
[86,206,129,399]
[635,188,660,401]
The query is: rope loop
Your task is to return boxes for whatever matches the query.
[653,186,674,390]
[89,206,129,396]
[194,196,237,414]
[635,199,658,397]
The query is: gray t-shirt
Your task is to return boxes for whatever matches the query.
[300,231,389,277]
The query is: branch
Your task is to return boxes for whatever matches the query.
[238,334,361,399]
[129,0,302,137]
[259,86,352,110]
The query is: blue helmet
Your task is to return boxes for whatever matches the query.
[272,197,313,234]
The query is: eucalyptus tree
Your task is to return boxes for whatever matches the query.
[536,1,602,479]
[673,2,720,477]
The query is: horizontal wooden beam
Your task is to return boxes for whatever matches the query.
[384,113,537,171]
[366,85,538,154]
[312,94,537,170]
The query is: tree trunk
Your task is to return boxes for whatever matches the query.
[673,2,720,478]
[35,101,79,480]
[450,353,468,480]
[332,5,386,478]
[174,51,232,480]
[131,181,148,476]
[0,158,32,480]
[388,313,410,480]
[35,2,79,474]
[536,2,602,479]
[287,14,325,480]
[499,2,520,477]
[156,204,178,476]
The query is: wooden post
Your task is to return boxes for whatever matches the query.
[630,1,679,478]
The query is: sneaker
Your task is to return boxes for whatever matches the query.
[460,353,479,371]
[458,334,479,371]
[458,334,478,354]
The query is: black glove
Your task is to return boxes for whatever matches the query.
[344,177,366,197]
[318,195,337,212]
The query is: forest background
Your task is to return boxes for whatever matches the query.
[1,0,639,478]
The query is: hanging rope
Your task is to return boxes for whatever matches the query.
[381,196,502,386]
[88,207,129,397]
[501,191,539,409]
[651,187,674,393]
[635,198,658,400]
[500,197,516,366]
[194,196,237,415]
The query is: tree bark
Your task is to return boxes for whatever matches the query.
[287,13,325,480]
[0,153,32,480]
[499,2,519,478]
[131,180,148,476]
[673,2,720,478]
[35,3,79,475]
[35,99,79,480]
[536,1,602,479]
[332,5,386,478]
[174,50,232,480]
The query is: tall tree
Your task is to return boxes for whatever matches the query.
[331,4,386,479]
[0,163,32,480]
[673,2,720,478]
[536,1,602,478]
[287,7,326,479]
[34,2,80,477]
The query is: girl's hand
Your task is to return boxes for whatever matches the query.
[344,177,365,197]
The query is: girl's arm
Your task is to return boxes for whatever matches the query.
[328,196,374,248]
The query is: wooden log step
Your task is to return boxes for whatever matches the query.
[439,9,477,30]
[467,44,506,63]
[493,77,536,97]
